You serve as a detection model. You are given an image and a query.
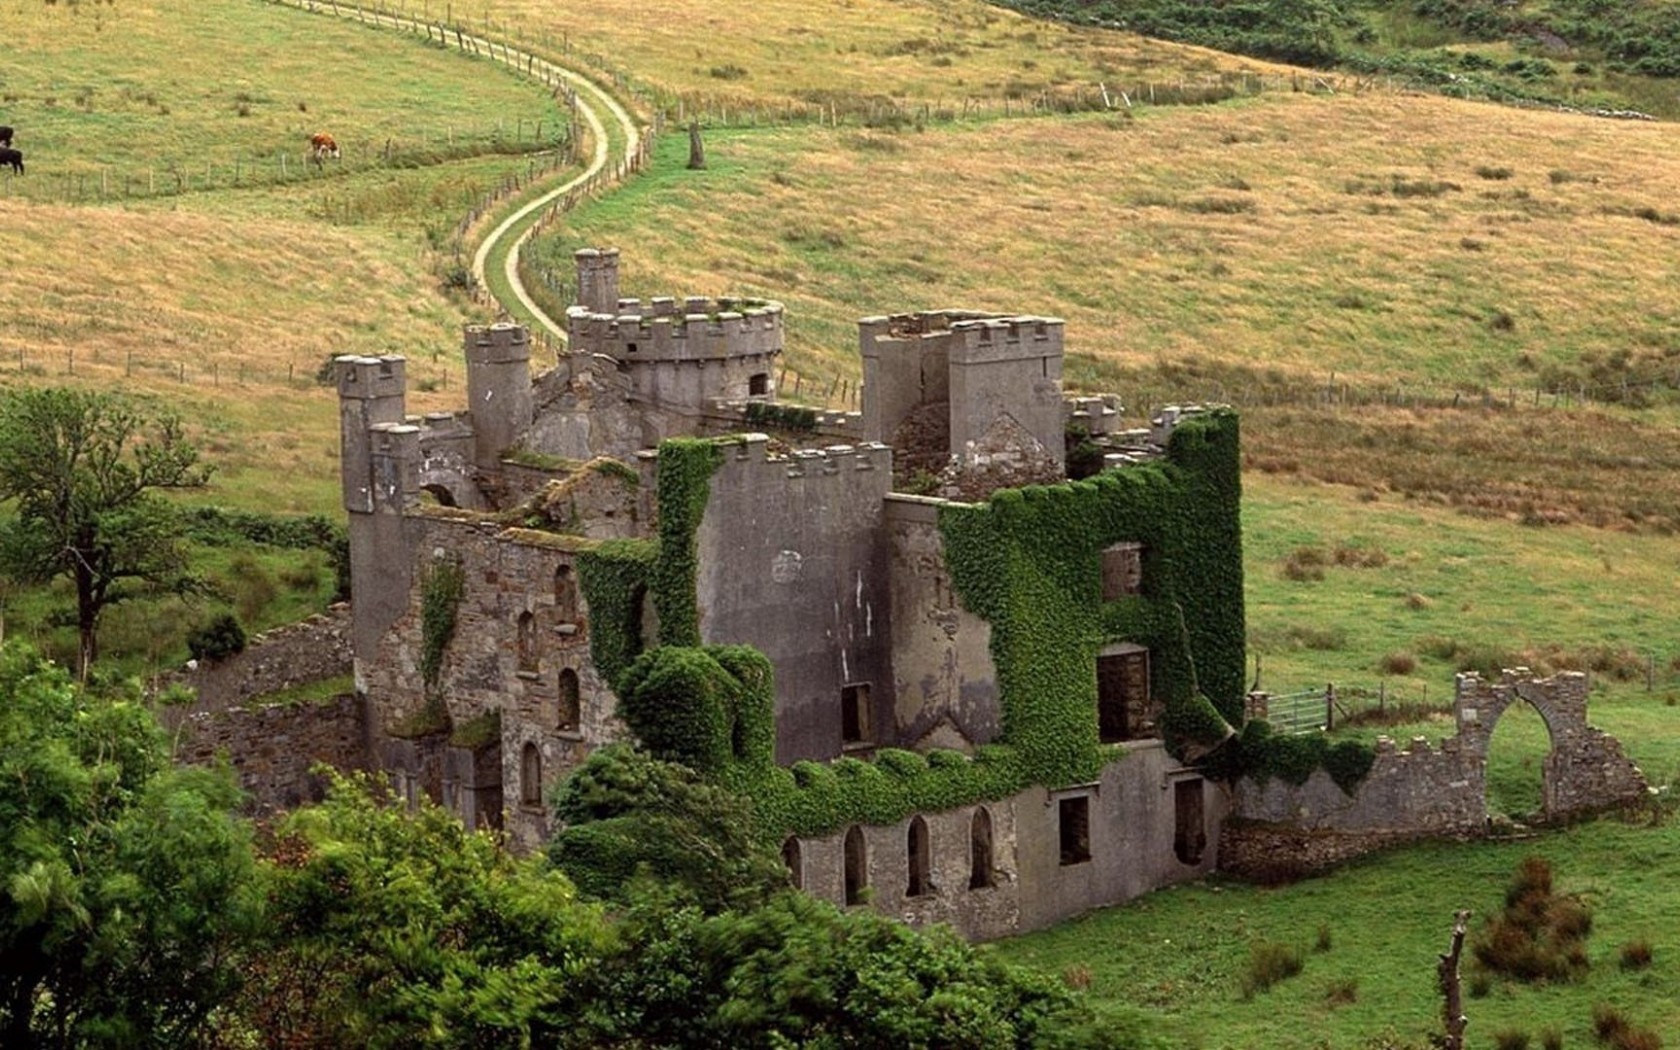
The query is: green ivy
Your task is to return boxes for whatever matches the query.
[650,438,725,649]
[419,559,465,691]
[576,538,656,689]
[936,410,1247,786]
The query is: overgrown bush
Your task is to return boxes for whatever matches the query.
[1620,938,1654,970]
[187,612,247,663]
[1472,856,1593,983]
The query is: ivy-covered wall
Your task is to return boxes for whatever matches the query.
[591,413,1248,837]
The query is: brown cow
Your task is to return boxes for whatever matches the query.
[309,131,340,164]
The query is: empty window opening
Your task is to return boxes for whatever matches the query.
[554,564,578,621]
[420,483,457,508]
[1058,796,1091,866]
[1101,542,1144,600]
[1098,648,1152,743]
[782,837,804,890]
[517,611,538,672]
[557,669,581,732]
[1174,778,1207,865]
[520,742,542,807]
[907,816,933,897]
[843,826,869,905]
[748,372,770,396]
[969,807,995,890]
[626,341,639,354]
[841,683,872,746]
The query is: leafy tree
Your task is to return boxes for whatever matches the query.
[548,743,789,912]
[239,771,612,1049]
[0,643,259,1047]
[579,890,1157,1049]
[0,388,212,677]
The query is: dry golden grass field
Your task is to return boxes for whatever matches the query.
[459,0,1295,109]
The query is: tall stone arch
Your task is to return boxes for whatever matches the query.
[1454,671,1647,822]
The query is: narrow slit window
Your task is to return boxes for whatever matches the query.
[1058,796,1091,866]
[969,807,995,890]
[841,683,872,746]
[843,826,868,905]
[907,816,932,897]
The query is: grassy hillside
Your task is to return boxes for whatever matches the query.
[536,97,1680,529]
[451,0,1294,111]
[1002,0,1680,118]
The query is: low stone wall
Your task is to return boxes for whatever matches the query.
[173,693,367,815]
[1227,670,1649,880]
[1219,821,1461,883]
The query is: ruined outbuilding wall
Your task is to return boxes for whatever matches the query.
[172,695,367,816]
[694,436,895,765]
[1225,670,1648,880]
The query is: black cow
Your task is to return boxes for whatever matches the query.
[0,148,22,175]
[0,127,11,147]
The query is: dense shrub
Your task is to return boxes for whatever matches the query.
[1472,857,1593,983]
[187,612,247,662]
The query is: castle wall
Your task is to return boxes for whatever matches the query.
[566,298,783,417]
[694,436,895,764]
[859,312,968,447]
[883,496,999,751]
[792,744,1222,940]
[361,514,626,851]
[794,802,1022,942]
[162,607,352,718]
[415,412,482,509]
[1012,743,1222,932]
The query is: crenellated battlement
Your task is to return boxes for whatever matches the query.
[336,354,406,399]
[948,315,1065,364]
[464,321,530,364]
[719,433,894,480]
[565,298,785,363]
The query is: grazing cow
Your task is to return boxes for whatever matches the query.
[0,126,12,147]
[0,148,21,175]
[309,131,340,164]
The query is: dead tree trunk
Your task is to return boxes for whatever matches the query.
[1438,908,1471,1050]
[687,121,706,170]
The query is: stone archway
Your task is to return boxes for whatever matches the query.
[1454,671,1648,823]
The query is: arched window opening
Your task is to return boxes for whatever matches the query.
[558,668,581,732]
[843,826,868,906]
[419,483,458,508]
[520,742,542,807]
[517,611,537,672]
[969,807,995,890]
[781,837,803,890]
[907,816,932,897]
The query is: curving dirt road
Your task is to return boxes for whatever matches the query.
[269,0,643,338]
